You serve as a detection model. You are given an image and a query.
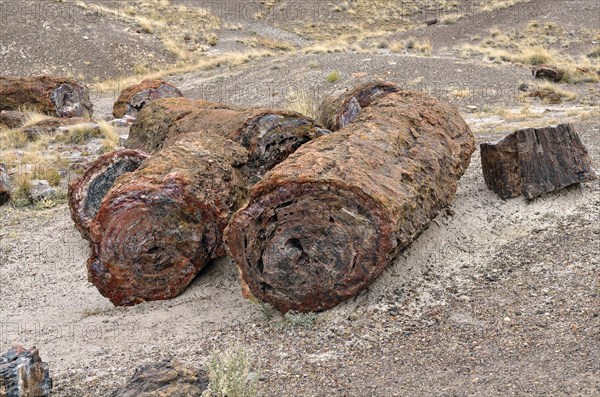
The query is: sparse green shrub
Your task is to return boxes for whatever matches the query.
[203,348,258,397]
[280,311,317,329]
[326,71,341,83]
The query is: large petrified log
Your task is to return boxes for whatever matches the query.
[225,90,475,312]
[126,97,329,181]
[69,149,149,239]
[88,132,248,305]
[0,163,10,207]
[109,361,208,397]
[112,79,183,119]
[0,345,52,397]
[318,80,400,131]
[481,124,597,199]
[0,76,93,118]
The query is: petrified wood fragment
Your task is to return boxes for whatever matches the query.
[109,361,208,397]
[0,346,52,397]
[225,90,475,312]
[69,149,149,239]
[0,76,93,117]
[0,163,11,207]
[318,80,400,131]
[126,97,329,181]
[88,132,248,305]
[531,64,564,83]
[481,123,597,199]
[112,79,183,119]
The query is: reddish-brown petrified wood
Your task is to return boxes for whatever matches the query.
[0,76,93,117]
[112,79,183,118]
[88,132,248,306]
[225,90,475,312]
[318,80,400,131]
[126,97,329,181]
[68,149,149,240]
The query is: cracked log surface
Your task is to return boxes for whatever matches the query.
[68,149,149,240]
[0,76,93,118]
[0,346,52,397]
[126,97,329,181]
[481,123,597,199]
[318,80,400,131]
[112,79,183,118]
[225,90,475,313]
[88,132,248,306]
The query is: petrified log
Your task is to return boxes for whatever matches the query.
[0,110,27,129]
[0,76,93,117]
[69,149,149,239]
[109,361,208,397]
[88,132,248,305]
[0,163,11,206]
[481,124,597,199]
[112,79,183,119]
[225,90,475,312]
[0,345,52,397]
[126,97,328,181]
[318,80,400,131]
[531,65,564,82]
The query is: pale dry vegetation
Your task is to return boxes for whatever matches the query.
[460,22,600,84]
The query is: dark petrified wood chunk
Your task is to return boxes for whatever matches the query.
[481,124,597,199]
[0,346,52,397]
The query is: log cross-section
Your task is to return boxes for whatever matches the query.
[225,90,475,312]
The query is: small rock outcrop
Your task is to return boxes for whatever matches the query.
[109,361,208,397]
[29,180,56,202]
[481,124,597,199]
[112,79,183,119]
[0,346,52,397]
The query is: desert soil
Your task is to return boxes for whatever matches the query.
[1,0,599,396]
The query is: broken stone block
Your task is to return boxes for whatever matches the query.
[481,123,597,199]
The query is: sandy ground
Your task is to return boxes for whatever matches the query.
[1,115,598,395]
[1,0,599,395]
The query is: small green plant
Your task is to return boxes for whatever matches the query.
[258,301,276,321]
[34,197,56,210]
[203,347,258,397]
[208,34,218,46]
[326,70,341,83]
[280,310,317,329]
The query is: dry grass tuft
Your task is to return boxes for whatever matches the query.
[203,347,258,397]
[285,85,321,120]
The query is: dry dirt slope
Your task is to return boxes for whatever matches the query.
[0,118,598,396]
